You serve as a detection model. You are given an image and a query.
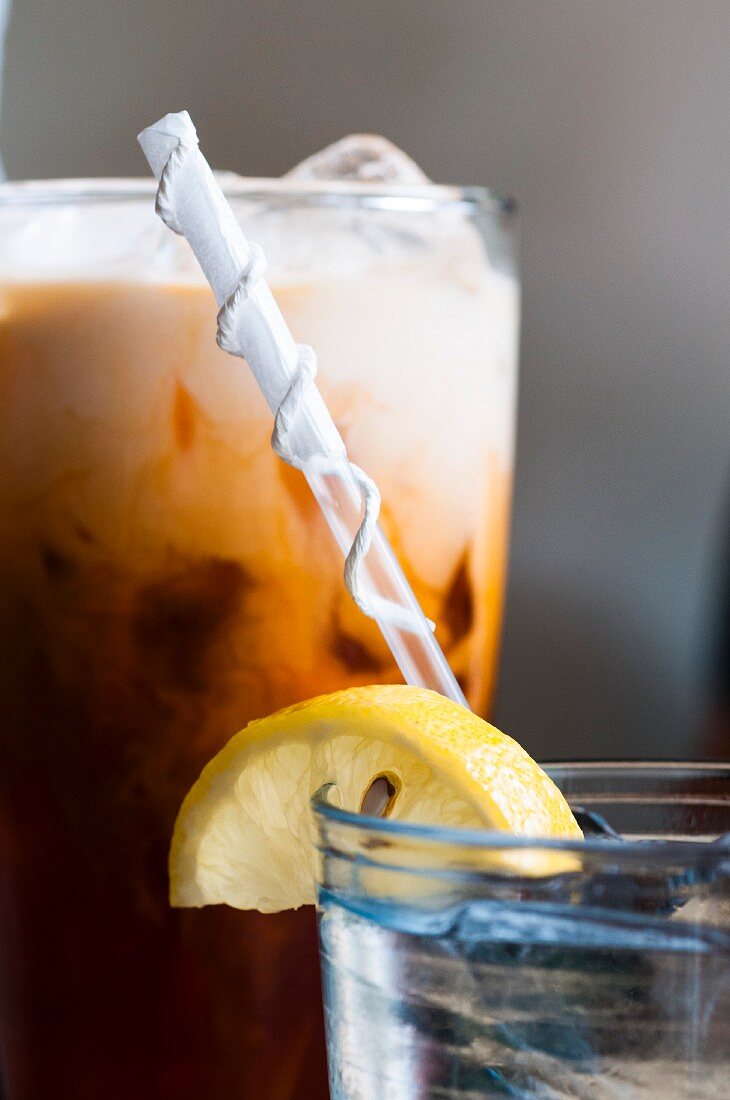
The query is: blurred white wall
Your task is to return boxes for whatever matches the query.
[3,0,728,760]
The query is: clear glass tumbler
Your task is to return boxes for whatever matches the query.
[315,763,730,1099]
[0,178,517,1098]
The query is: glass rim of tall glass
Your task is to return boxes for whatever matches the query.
[313,761,730,869]
[0,176,516,217]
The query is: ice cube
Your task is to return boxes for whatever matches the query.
[285,134,429,185]
[245,134,483,282]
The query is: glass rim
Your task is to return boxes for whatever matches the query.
[0,176,516,217]
[312,761,730,861]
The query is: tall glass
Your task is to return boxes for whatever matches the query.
[315,763,730,1098]
[0,179,518,1098]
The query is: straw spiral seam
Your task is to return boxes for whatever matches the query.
[267,345,385,624]
[267,352,431,633]
[155,132,431,635]
[151,130,430,638]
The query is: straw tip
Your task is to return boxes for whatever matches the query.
[137,111,199,173]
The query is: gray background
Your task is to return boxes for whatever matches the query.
[2,1,728,761]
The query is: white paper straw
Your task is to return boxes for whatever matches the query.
[138,111,468,707]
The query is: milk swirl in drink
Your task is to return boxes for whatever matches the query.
[0,154,518,1099]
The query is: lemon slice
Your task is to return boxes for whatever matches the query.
[170,685,581,912]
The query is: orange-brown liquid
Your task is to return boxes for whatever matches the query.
[0,279,514,1098]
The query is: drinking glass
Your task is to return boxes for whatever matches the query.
[315,763,730,1099]
[0,177,518,1098]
